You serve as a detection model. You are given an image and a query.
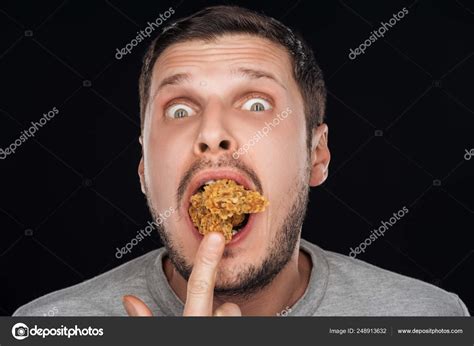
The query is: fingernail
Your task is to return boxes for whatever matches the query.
[207,232,224,247]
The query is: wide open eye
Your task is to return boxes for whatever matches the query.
[241,97,273,112]
[165,104,195,119]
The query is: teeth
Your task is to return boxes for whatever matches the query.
[204,180,215,185]
[232,229,238,235]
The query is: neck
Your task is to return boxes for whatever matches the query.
[163,238,312,316]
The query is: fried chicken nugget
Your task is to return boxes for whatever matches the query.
[189,179,269,243]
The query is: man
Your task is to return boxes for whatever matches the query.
[14,6,469,317]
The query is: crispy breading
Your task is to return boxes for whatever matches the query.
[189,179,269,243]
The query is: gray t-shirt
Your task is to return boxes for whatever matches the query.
[13,239,470,316]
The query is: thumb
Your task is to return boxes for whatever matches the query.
[123,295,154,316]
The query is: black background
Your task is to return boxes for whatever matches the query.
[0,0,472,316]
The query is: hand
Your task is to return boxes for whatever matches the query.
[123,232,241,316]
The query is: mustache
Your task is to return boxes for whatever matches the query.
[176,155,263,208]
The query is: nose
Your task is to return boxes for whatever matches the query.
[193,101,238,156]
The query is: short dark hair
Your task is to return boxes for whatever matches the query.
[139,5,326,145]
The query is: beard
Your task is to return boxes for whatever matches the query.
[145,156,310,301]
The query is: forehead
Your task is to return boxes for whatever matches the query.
[150,34,296,93]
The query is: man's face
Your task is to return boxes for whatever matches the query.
[139,34,318,295]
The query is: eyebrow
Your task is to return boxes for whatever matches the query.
[152,66,287,102]
[232,67,287,90]
[155,73,191,94]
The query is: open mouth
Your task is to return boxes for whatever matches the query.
[186,176,268,244]
[194,180,251,233]
[232,213,250,235]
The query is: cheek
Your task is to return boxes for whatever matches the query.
[145,126,191,210]
[247,113,307,226]
[254,115,307,189]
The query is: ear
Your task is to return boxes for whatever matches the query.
[309,123,330,187]
[138,136,146,194]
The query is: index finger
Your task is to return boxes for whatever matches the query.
[183,232,225,316]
